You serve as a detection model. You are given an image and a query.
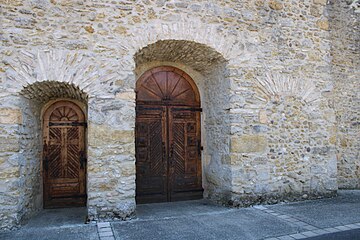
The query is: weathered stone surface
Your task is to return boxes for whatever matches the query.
[330,0,360,190]
[231,135,268,153]
[259,110,268,124]
[115,91,135,100]
[84,25,94,33]
[0,137,20,152]
[0,109,22,124]
[88,125,134,146]
[0,0,357,231]
[317,19,330,31]
[313,0,327,6]
[268,0,283,10]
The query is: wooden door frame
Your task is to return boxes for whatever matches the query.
[41,99,88,208]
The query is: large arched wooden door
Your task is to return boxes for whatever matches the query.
[43,101,86,208]
[136,66,203,204]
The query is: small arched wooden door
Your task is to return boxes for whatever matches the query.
[43,101,86,208]
[136,66,203,204]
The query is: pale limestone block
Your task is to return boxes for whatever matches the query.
[0,108,22,124]
[231,135,268,153]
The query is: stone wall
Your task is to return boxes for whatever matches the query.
[226,0,337,204]
[329,0,360,189]
[0,105,22,230]
[0,0,357,231]
[17,96,42,226]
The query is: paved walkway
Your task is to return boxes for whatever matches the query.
[1,190,360,240]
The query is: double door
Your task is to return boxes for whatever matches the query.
[136,105,203,204]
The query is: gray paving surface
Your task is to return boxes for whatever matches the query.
[0,190,360,240]
[305,229,360,240]
[0,225,99,240]
[113,204,300,240]
[267,190,360,228]
[0,207,99,240]
[25,207,88,228]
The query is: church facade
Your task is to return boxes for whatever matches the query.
[0,0,359,231]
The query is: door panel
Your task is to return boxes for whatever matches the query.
[135,106,168,204]
[135,105,203,203]
[43,101,86,208]
[169,107,203,201]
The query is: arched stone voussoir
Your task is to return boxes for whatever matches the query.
[5,49,116,99]
[134,40,227,74]
[125,17,239,62]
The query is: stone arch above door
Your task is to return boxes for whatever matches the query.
[6,50,116,98]
[124,17,242,62]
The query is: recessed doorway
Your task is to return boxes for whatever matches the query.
[42,100,87,208]
[135,66,203,204]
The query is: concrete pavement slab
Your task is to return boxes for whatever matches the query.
[134,199,235,220]
[23,207,88,228]
[267,190,360,228]
[0,207,97,240]
[0,225,99,240]
[304,229,360,240]
[113,203,301,240]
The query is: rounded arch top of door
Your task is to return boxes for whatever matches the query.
[136,66,200,106]
[43,100,85,123]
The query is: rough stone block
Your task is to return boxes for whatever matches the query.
[0,167,19,179]
[231,135,268,153]
[0,137,20,152]
[115,91,135,100]
[259,110,268,124]
[316,19,329,30]
[0,108,22,124]
[268,0,283,10]
[313,0,327,6]
[88,124,134,146]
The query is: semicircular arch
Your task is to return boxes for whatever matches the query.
[136,66,200,107]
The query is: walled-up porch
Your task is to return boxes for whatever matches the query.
[0,19,341,230]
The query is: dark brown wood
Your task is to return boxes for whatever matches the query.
[135,106,167,203]
[43,101,86,208]
[136,66,200,107]
[136,66,203,204]
[168,107,203,201]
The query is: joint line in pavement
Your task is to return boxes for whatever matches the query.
[253,206,360,239]
[97,222,115,240]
